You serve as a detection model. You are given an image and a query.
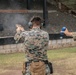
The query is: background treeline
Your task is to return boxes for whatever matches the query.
[60,0,76,9]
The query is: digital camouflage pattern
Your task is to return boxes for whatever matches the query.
[14,27,49,61]
[14,27,51,75]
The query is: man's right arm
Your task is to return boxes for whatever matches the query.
[14,24,25,43]
[14,32,22,43]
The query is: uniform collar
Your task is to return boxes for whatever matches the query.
[32,27,40,30]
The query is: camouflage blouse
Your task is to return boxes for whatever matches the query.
[14,27,49,61]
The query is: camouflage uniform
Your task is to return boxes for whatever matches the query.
[14,27,50,75]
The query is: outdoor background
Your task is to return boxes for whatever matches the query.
[60,0,76,9]
[0,47,76,75]
[0,0,76,75]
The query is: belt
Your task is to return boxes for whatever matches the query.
[29,60,48,64]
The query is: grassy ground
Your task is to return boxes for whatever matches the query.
[0,47,76,75]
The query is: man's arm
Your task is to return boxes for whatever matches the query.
[14,24,25,43]
[64,28,73,36]
[64,28,76,41]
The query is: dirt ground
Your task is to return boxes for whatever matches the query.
[1,70,21,75]
[0,48,76,75]
[1,57,76,75]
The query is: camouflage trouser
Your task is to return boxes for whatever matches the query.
[25,64,50,75]
[72,32,76,41]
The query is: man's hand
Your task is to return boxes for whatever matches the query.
[16,24,25,33]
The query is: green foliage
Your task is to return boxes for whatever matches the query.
[60,0,76,9]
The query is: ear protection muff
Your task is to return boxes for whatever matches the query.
[28,21,33,29]
[28,22,43,29]
[28,16,43,29]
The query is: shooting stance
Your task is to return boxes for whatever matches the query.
[14,16,53,75]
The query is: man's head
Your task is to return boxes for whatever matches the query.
[28,16,43,29]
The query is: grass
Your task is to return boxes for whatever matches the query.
[0,47,76,75]
[48,47,76,60]
[0,53,25,69]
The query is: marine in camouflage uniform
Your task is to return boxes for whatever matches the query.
[14,16,51,75]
